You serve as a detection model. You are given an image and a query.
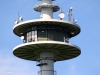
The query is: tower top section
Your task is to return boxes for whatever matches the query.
[13,0,81,61]
[34,0,60,19]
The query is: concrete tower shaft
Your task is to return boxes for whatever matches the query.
[39,52,54,75]
[41,0,53,19]
[42,0,52,4]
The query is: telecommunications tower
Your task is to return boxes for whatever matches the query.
[13,0,81,75]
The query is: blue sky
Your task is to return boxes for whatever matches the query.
[0,0,100,75]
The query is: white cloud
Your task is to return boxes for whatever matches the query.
[0,49,38,75]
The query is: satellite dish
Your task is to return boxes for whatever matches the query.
[21,36,24,40]
[19,16,23,22]
[59,12,65,19]
[15,20,18,24]
[59,7,65,20]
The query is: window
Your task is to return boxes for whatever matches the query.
[37,29,47,41]
[23,25,71,43]
[27,32,32,42]
[32,31,35,42]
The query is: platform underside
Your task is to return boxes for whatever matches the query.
[13,41,81,61]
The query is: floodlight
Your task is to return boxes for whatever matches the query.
[40,14,43,18]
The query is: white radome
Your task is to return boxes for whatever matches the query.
[59,12,65,19]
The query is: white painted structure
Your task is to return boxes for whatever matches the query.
[13,0,81,75]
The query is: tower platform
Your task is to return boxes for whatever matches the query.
[13,41,81,61]
[13,19,80,37]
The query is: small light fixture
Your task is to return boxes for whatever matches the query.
[40,14,43,18]
[21,36,24,40]
[71,32,74,35]
[42,30,44,32]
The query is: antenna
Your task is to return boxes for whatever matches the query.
[15,13,23,24]
[18,12,23,22]
[73,18,77,24]
[67,7,73,22]
[59,7,65,20]
[19,16,23,22]
[18,12,20,23]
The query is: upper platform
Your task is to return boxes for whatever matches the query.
[34,4,60,12]
[13,19,81,37]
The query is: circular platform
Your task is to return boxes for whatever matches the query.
[13,41,81,61]
[34,4,60,12]
[13,19,81,37]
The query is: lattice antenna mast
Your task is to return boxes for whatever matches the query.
[68,7,73,22]
[18,12,20,23]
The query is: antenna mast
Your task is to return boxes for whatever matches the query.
[68,7,73,22]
